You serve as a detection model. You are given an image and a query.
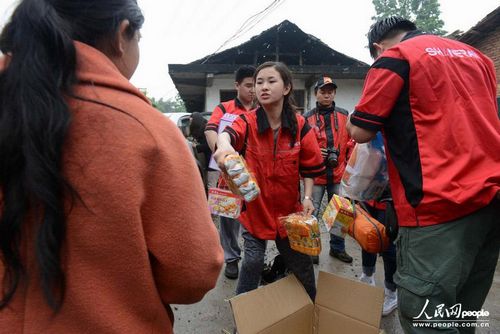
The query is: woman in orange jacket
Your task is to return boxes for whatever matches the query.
[0,1,222,333]
[214,62,325,300]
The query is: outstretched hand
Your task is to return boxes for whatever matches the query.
[213,147,236,170]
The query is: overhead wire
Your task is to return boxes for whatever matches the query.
[227,0,281,42]
[164,0,286,100]
[201,0,286,64]
[230,0,286,41]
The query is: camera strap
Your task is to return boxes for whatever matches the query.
[315,109,321,129]
[333,108,339,132]
[315,108,339,131]
[317,109,338,150]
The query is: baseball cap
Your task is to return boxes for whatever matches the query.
[314,76,337,90]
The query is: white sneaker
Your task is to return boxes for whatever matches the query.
[383,288,398,316]
[359,273,375,286]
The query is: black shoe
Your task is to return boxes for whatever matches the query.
[261,255,288,285]
[312,255,319,264]
[330,250,353,263]
[224,261,239,279]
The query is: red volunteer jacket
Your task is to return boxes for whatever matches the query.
[304,103,352,185]
[206,98,253,132]
[351,31,500,227]
[206,98,255,187]
[224,107,325,239]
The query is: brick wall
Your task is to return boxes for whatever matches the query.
[472,25,500,96]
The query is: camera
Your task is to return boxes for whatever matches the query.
[324,147,340,168]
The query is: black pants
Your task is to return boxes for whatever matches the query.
[236,228,316,301]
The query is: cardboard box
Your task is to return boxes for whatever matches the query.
[322,194,355,237]
[229,271,384,334]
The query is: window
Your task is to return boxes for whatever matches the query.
[293,90,305,114]
[220,90,237,102]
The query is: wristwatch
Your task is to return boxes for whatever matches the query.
[304,196,312,201]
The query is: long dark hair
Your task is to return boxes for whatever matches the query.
[0,0,144,310]
[254,61,298,147]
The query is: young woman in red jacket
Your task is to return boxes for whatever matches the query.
[214,62,325,300]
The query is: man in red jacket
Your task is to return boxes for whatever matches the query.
[348,17,500,333]
[304,77,354,264]
[205,66,256,279]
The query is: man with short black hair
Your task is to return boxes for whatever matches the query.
[348,17,500,333]
[205,65,256,279]
[304,77,353,264]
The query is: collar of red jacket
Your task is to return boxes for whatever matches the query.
[256,106,293,134]
[74,41,150,105]
[401,30,426,42]
[315,101,337,115]
[234,97,244,109]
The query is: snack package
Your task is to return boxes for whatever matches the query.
[208,188,243,219]
[280,213,321,256]
[339,132,388,201]
[322,194,355,238]
[222,154,260,202]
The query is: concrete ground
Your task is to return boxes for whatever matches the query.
[173,220,500,334]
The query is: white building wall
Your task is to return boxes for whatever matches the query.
[307,79,364,113]
[205,75,234,112]
[206,76,364,113]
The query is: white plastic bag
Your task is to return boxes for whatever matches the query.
[339,133,388,201]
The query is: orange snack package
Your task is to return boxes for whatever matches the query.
[280,213,321,256]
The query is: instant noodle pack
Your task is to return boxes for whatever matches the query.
[222,154,260,202]
[208,154,260,219]
[280,213,321,256]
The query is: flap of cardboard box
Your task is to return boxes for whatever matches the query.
[229,275,314,334]
[314,271,384,333]
[315,305,381,334]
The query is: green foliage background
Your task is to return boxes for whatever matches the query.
[372,0,446,35]
[148,94,187,113]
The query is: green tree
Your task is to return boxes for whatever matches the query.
[150,94,187,113]
[372,0,446,35]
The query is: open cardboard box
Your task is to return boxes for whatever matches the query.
[229,271,384,334]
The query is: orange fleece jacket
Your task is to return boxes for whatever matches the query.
[0,42,223,333]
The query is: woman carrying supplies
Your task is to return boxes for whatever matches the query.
[0,1,222,333]
[214,62,325,300]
